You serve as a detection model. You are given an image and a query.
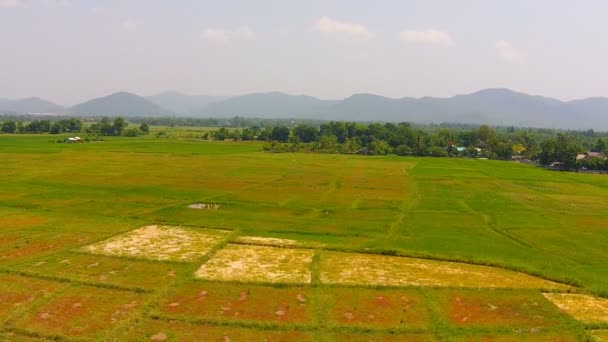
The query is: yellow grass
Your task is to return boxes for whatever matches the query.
[320,251,570,290]
[195,244,314,283]
[543,293,608,324]
[81,225,229,262]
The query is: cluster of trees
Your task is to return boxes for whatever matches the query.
[86,117,148,136]
[1,118,82,134]
[0,117,149,137]
[206,121,608,170]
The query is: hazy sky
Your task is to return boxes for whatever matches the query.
[1,0,608,105]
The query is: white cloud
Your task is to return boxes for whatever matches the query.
[313,16,372,40]
[400,29,454,47]
[0,0,23,7]
[122,19,137,30]
[495,40,526,64]
[202,26,255,43]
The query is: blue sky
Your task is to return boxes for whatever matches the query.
[1,0,607,105]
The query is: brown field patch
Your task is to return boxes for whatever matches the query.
[319,287,430,328]
[195,244,314,284]
[0,233,93,266]
[0,214,47,231]
[333,332,437,341]
[157,282,312,324]
[81,225,230,262]
[435,289,570,328]
[0,331,52,341]
[0,275,64,321]
[450,331,580,342]
[124,318,314,341]
[19,252,187,290]
[15,285,147,338]
[234,236,325,248]
[543,293,608,324]
[319,252,570,290]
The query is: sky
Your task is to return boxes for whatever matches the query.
[1,0,608,105]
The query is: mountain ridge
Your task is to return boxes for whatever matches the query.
[2,89,608,129]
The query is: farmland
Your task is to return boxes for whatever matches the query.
[1,131,608,340]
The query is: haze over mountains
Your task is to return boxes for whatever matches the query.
[2,89,608,130]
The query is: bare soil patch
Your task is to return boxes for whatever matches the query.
[124,318,314,341]
[436,289,570,328]
[188,203,222,210]
[157,282,312,324]
[0,275,64,321]
[319,251,570,289]
[81,225,229,262]
[543,293,608,324]
[15,285,147,338]
[195,244,314,284]
[320,287,430,328]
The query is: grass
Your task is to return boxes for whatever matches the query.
[1,131,607,340]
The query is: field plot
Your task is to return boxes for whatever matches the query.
[433,289,572,328]
[318,287,429,329]
[124,318,314,341]
[14,252,187,290]
[543,293,608,324]
[0,275,64,322]
[157,282,312,324]
[0,331,51,341]
[319,252,569,289]
[14,285,147,339]
[332,332,436,341]
[0,232,95,266]
[234,236,325,248]
[450,331,581,341]
[81,225,230,262]
[195,244,314,283]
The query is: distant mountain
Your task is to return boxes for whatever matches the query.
[69,92,170,117]
[197,92,338,118]
[4,88,608,129]
[0,97,64,114]
[146,91,228,114]
[189,88,607,129]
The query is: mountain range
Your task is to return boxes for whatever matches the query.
[2,89,608,129]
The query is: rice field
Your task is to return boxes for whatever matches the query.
[0,132,607,340]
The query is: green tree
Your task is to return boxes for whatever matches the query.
[270,125,290,142]
[112,117,128,136]
[1,120,17,133]
[139,122,150,133]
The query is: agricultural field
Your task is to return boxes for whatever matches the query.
[1,131,608,340]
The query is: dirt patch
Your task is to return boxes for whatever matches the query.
[124,318,314,341]
[234,236,325,248]
[0,214,47,231]
[334,333,437,341]
[436,289,570,328]
[15,285,147,338]
[188,203,222,210]
[81,225,229,262]
[0,275,64,320]
[157,282,312,324]
[320,287,430,328]
[543,293,608,324]
[450,332,580,341]
[195,244,314,284]
[0,233,92,266]
[319,251,570,290]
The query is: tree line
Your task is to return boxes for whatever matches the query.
[0,117,149,137]
[206,121,608,171]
